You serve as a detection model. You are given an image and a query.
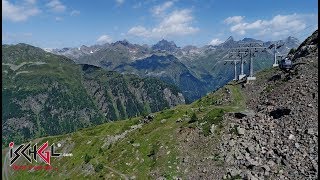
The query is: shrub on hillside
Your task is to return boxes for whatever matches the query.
[188,112,198,123]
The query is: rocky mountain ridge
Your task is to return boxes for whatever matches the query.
[2,44,185,146]
[3,30,317,180]
[47,36,300,63]
[47,36,300,102]
[218,29,318,179]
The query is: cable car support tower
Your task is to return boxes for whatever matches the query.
[226,42,268,81]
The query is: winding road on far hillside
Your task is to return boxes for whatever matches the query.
[104,165,129,180]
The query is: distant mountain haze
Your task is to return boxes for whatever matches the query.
[48,36,300,101]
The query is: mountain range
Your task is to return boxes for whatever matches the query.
[2,35,300,146]
[47,36,300,101]
[2,44,185,146]
[3,30,316,179]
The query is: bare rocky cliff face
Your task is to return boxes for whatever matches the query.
[219,30,318,179]
[163,88,185,107]
[81,67,186,121]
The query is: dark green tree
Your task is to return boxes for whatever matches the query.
[288,48,296,55]
[94,163,104,172]
[188,112,198,123]
[84,153,93,163]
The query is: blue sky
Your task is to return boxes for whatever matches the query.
[2,0,318,48]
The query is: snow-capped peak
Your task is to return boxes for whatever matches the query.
[43,48,53,52]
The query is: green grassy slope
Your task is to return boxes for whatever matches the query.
[3,83,245,179]
[2,44,185,148]
[2,44,104,147]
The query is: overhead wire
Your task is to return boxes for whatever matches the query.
[287,24,317,38]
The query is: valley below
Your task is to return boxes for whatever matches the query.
[2,29,318,179]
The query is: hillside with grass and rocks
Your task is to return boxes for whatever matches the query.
[2,30,317,180]
[219,29,318,179]
[2,44,185,147]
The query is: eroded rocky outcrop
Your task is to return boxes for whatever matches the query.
[219,30,318,179]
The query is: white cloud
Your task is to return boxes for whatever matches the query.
[55,16,63,21]
[128,9,199,38]
[25,0,36,4]
[224,16,244,24]
[97,35,113,44]
[70,10,80,16]
[151,1,173,16]
[224,14,314,38]
[2,0,40,22]
[153,9,199,36]
[133,2,142,9]
[209,38,223,46]
[46,0,66,12]
[128,26,150,37]
[115,0,124,6]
